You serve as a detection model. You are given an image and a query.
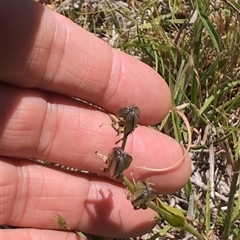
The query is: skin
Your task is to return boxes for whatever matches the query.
[0,0,192,239]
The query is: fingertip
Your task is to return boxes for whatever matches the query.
[149,149,192,194]
[124,127,192,194]
[104,50,171,124]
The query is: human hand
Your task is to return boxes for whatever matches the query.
[0,0,191,239]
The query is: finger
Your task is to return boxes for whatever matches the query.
[1,158,157,237]
[1,229,80,240]
[0,0,170,124]
[0,84,191,193]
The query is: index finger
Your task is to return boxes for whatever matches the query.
[0,0,171,124]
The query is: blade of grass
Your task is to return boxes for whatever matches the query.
[223,155,240,239]
[205,181,211,234]
[195,0,222,53]
[190,20,203,107]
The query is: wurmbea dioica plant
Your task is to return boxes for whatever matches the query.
[96,106,157,209]
[96,106,205,239]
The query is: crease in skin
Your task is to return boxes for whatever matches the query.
[99,50,120,106]
[36,100,57,160]
[20,10,51,87]
[0,161,14,224]
[11,165,31,225]
[36,11,63,89]
[52,11,112,99]
[53,19,72,91]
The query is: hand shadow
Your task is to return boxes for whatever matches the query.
[84,181,124,237]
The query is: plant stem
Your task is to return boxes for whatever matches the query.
[223,159,240,240]
[119,175,205,240]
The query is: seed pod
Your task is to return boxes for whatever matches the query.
[116,106,140,136]
[106,147,133,178]
[131,180,157,210]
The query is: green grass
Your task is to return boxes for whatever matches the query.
[53,0,240,239]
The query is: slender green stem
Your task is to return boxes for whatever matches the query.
[119,175,205,240]
[121,135,128,151]
[115,134,129,151]
[223,160,240,240]
[182,222,206,240]
[146,202,205,240]
[119,174,135,192]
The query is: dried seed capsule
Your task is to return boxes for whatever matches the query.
[106,147,133,178]
[131,180,157,210]
[114,106,140,150]
[116,106,140,136]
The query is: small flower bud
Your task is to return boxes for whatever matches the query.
[131,180,157,210]
[116,106,140,136]
[106,147,133,178]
